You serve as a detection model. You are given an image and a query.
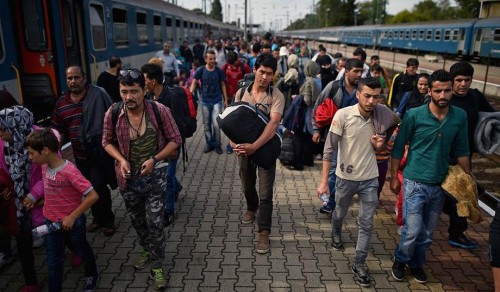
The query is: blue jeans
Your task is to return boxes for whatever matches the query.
[201,100,222,148]
[395,178,445,268]
[326,150,338,209]
[332,177,379,265]
[164,150,181,215]
[45,215,97,291]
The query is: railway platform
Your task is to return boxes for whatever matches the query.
[0,124,496,291]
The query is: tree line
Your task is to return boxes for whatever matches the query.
[286,0,480,31]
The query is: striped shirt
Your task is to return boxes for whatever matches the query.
[51,92,86,159]
[42,160,93,222]
[102,100,182,190]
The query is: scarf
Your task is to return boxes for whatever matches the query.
[0,106,33,218]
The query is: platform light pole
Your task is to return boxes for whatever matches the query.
[244,0,248,41]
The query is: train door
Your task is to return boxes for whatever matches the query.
[458,29,466,53]
[14,0,59,122]
[473,28,482,55]
[60,0,87,68]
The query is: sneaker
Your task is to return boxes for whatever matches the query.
[352,264,371,287]
[21,284,42,292]
[175,184,183,202]
[448,234,479,249]
[87,222,100,233]
[392,260,406,281]
[226,144,234,154]
[397,226,403,235]
[133,250,150,270]
[163,213,175,227]
[256,230,270,254]
[32,236,45,248]
[215,146,223,154]
[71,252,82,267]
[150,268,167,290]
[83,273,100,292]
[331,235,344,251]
[0,252,14,269]
[319,205,333,214]
[410,267,428,284]
[241,210,256,224]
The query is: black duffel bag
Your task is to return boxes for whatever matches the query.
[217,101,281,169]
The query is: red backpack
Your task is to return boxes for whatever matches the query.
[315,98,339,128]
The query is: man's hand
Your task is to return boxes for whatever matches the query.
[119,160,132,179]
[140,158,156,176]
[317,181,329,198]
[312,132,321,144]
[370,134,386,151]
[390,176,401,195]
[234,143,257,156]
[1,188,12,200]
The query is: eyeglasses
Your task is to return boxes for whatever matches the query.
[119,69,143,80]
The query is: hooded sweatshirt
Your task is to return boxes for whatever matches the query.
[300,60,320,106]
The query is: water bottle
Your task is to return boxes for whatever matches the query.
[320,193,329,206]
[32,222,62,238]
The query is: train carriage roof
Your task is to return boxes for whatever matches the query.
[474,17,500,28]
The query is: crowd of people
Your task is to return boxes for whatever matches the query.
[0,32,498,291]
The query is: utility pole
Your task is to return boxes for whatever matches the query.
[244,0,247,41]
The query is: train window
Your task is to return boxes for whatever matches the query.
[89,4,107,50]
[136,12,148,45]
[418,30,424,40]
[190,22,194,29]
[426,30,432,41]
[453,29,459,41]
[444,30,451,41]
[494,29,500,43]
[482,28,491,43]
[22,0,47,50]
[176,19,181,27]
[184,21,188,28]
[166,17,173,39]
[411,30,416,40]
[153,15,162,43]
[434,29,441,41]
[113,8,129,47]
[405,30,410,40]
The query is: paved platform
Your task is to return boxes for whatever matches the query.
[0,126,495,291]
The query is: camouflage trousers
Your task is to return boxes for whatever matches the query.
[121,166,167,268]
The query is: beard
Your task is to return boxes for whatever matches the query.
[431,96,449,108]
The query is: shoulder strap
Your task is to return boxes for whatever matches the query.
[240,62,245,76]
[111,102,123,142]
[146,100,166,139]
[238,85,248,102]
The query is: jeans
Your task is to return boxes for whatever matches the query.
[326,151,338,209]
[201,100,222,148]
[45,215,97,291]
[164,150,181,215]
[395,178,445,268]
[239,156,276,232]
[121,166,167,268]
[331,177,379,265]
[75,158,115,227]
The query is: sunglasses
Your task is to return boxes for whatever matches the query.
[119,69,143,80]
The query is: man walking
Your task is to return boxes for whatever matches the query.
[102,69,181,289]
[391,70,470,284]
[97,56,122,103]
[444,62,496,249]
[316,77,398,287]
[231,53,285,254]
[190,50,228,154]
[388,58,419,110]
[154,41,179,81]
[51,66,117,236]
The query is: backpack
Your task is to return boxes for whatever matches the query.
[224,62,246,78]
[237,73,255,91]
[165,85,198,140]
[315,81,341,129]
[238,52,249,65]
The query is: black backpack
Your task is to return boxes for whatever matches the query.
[164,85,198,140]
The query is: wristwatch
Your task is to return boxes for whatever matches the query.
[151,156,159,164]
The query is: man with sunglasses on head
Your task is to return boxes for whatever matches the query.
[51,65,117,236]
[102,69,182,290]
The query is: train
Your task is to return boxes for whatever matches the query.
[277,18,500,63]
[0,0,242,123]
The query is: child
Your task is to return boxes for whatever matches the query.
[25,128,100,292]
[178,68,188,87]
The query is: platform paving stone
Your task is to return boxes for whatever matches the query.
[0,119,496,291]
